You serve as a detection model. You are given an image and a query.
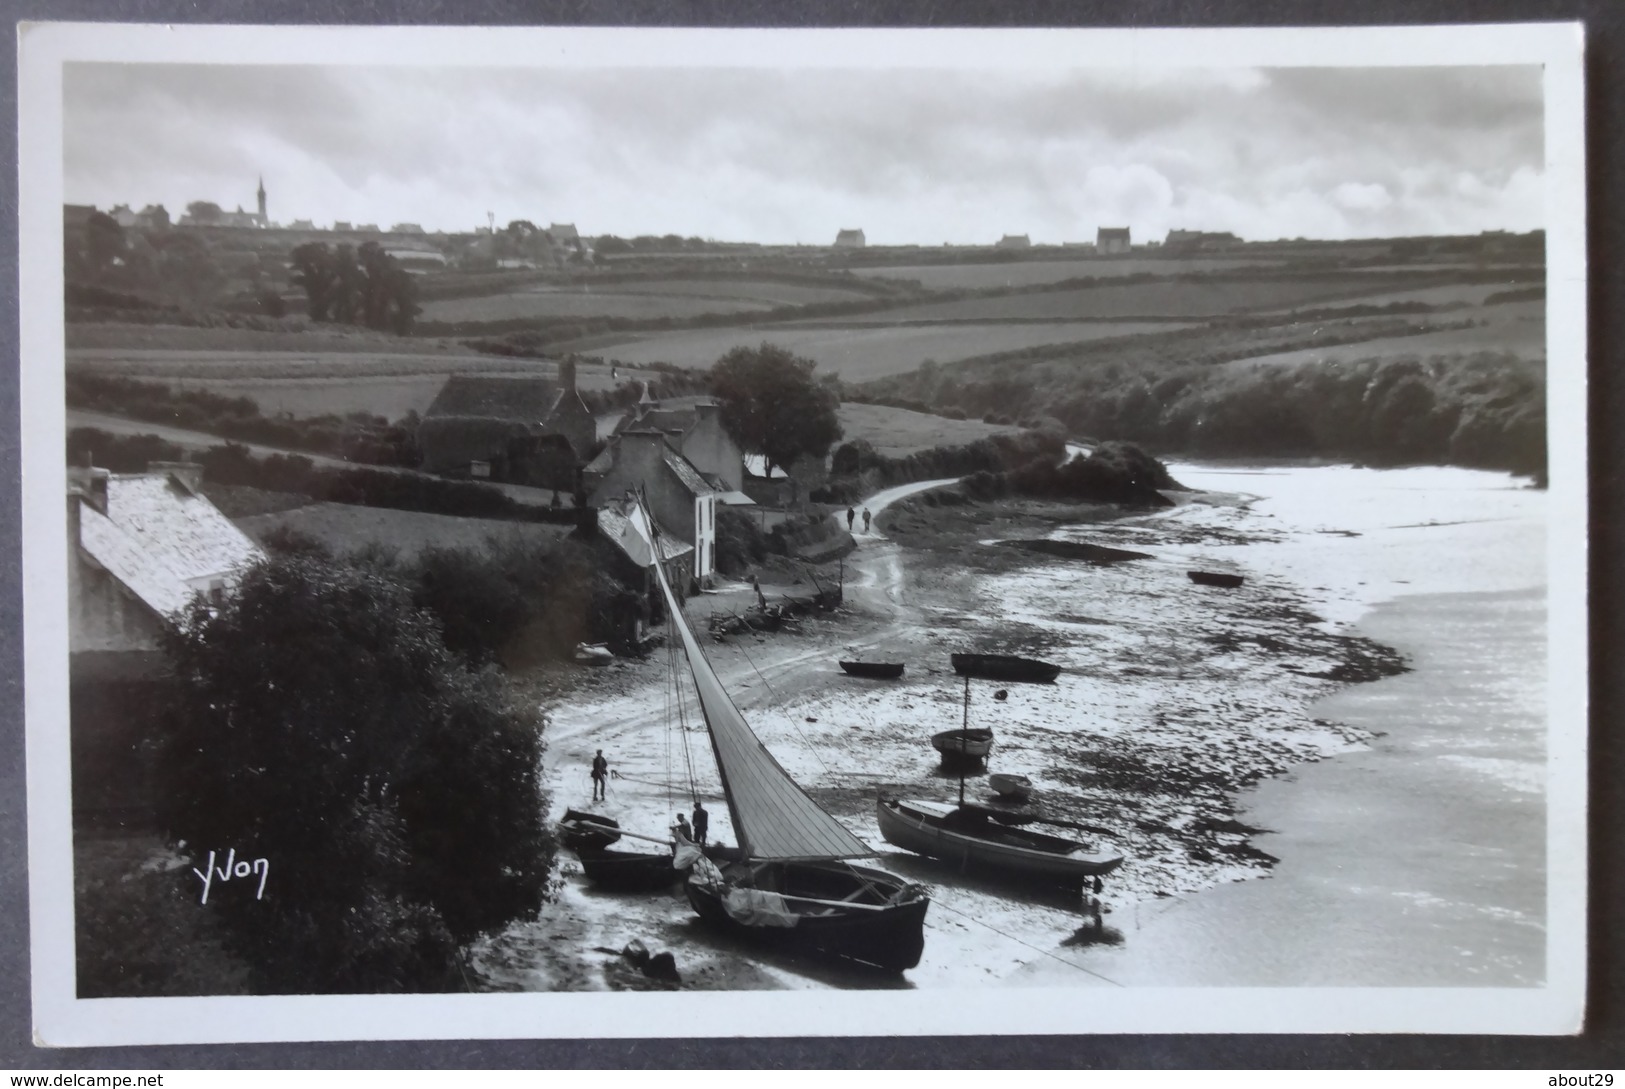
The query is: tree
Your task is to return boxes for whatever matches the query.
[289,242,340,320]
[154,231,222,309]
[154,554,552,993]
[710,343,843,478]
[185,200,224,224]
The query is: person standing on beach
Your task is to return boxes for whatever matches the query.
[862,507,872,533]
[590,749,609,801]
[691,800,709,845]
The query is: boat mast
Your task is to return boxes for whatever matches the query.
[959,672,970,807]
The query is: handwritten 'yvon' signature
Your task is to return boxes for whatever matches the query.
[192,848,269,904]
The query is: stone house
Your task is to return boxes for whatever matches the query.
[417,360,597,490]
[1097,227,1132,255]
[67,463,265,828]
[587,431,720,582]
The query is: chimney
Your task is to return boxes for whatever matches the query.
[67,466,110,515]
[151,461,203,495]
[559,358,577,393]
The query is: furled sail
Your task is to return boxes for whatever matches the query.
[645,509,872,862]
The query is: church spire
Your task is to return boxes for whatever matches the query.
[256,175,267,224]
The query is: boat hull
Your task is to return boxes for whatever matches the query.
[950,653,1062,684]
[684,859,929,973]
[839,660,906,679]
[575,846,679,891]
[877,798,1123,884]
[1187,570,1245,589]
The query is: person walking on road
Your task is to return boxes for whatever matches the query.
[590,749,609,801]
[862,507,872,533]
[846,506,856,531]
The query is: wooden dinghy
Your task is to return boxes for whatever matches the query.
[839,660,906,679]
[950,653,1062,684]
[1187,570,1245,589]
[932,727,995,766]
[988,773,1033,801]
[877,798,1123,885]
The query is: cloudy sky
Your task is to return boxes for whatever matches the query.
[62,63,1543,244]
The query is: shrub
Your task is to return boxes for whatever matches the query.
[154,554,553,993]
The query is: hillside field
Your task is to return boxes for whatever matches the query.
[850,256,1284,290]
[568,321,1188,381]
[834,402,1019,457]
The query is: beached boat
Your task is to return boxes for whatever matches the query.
[1187,570,1245,589]
[877,798,1123,884]
[638,499,931,973]
[839,660,906,679]
[951,653,1062,684]
[558,808,623,849]
[988,773,1033,801]
[932,727,995,765]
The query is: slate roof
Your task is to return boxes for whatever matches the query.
[425,376,559,423]
[596,506,693,568]
[76,472,265,621]
[662,446,718,498]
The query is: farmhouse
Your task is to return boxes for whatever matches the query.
[418,360,598,489]
[995,234,1032,249]
[834,228,867,248]
[1097,227,1132,254]
[68,462,265,827]
[587,430,720,582]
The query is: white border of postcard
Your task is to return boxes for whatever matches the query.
[20,21,1587,1045]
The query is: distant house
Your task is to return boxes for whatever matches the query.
[587,430,720,582]
[289,219,317,231]
[391,222,426,234]
[834,228,866,248]
[135,204,170,231]
[742,452,827,507]
[417,361,598,489]
[63,204,98,232]
[995,234,1031,249]
[68,462,265,827]
[333,221,355,231]
[385,247,449,272]
[1164,229,1241,253]
[109,204,140,229]
[1097,227,1131,255]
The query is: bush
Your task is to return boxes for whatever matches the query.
[154,554,554,993]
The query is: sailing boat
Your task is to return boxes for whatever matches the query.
[879,674,1124,886]
[640,499,931,973]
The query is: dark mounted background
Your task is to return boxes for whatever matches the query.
[1,0,1619,1070]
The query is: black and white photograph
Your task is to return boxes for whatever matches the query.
[18,22,1586,1045]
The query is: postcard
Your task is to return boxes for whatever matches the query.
[18,21,1586,1045]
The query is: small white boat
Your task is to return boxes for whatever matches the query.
[988,773,1033,801]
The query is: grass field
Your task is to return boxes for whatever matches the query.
[604,278,877,306]
[835,402,1019,457]
[836,274,1432,324]
[577,321,1188,380]
[850,256,1285,290]
[1227,302,1545,369]
[66,345,641,420]
[1261,281,1529,313]
[236,502,576,560]
[66,322,477,356]
[419,289,774,324]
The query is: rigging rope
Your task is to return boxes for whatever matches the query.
[929,897,1125,988]
[730,636,835,779]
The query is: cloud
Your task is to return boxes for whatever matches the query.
[61,61,1545,243]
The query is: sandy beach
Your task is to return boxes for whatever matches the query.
[471,462,1548,992]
